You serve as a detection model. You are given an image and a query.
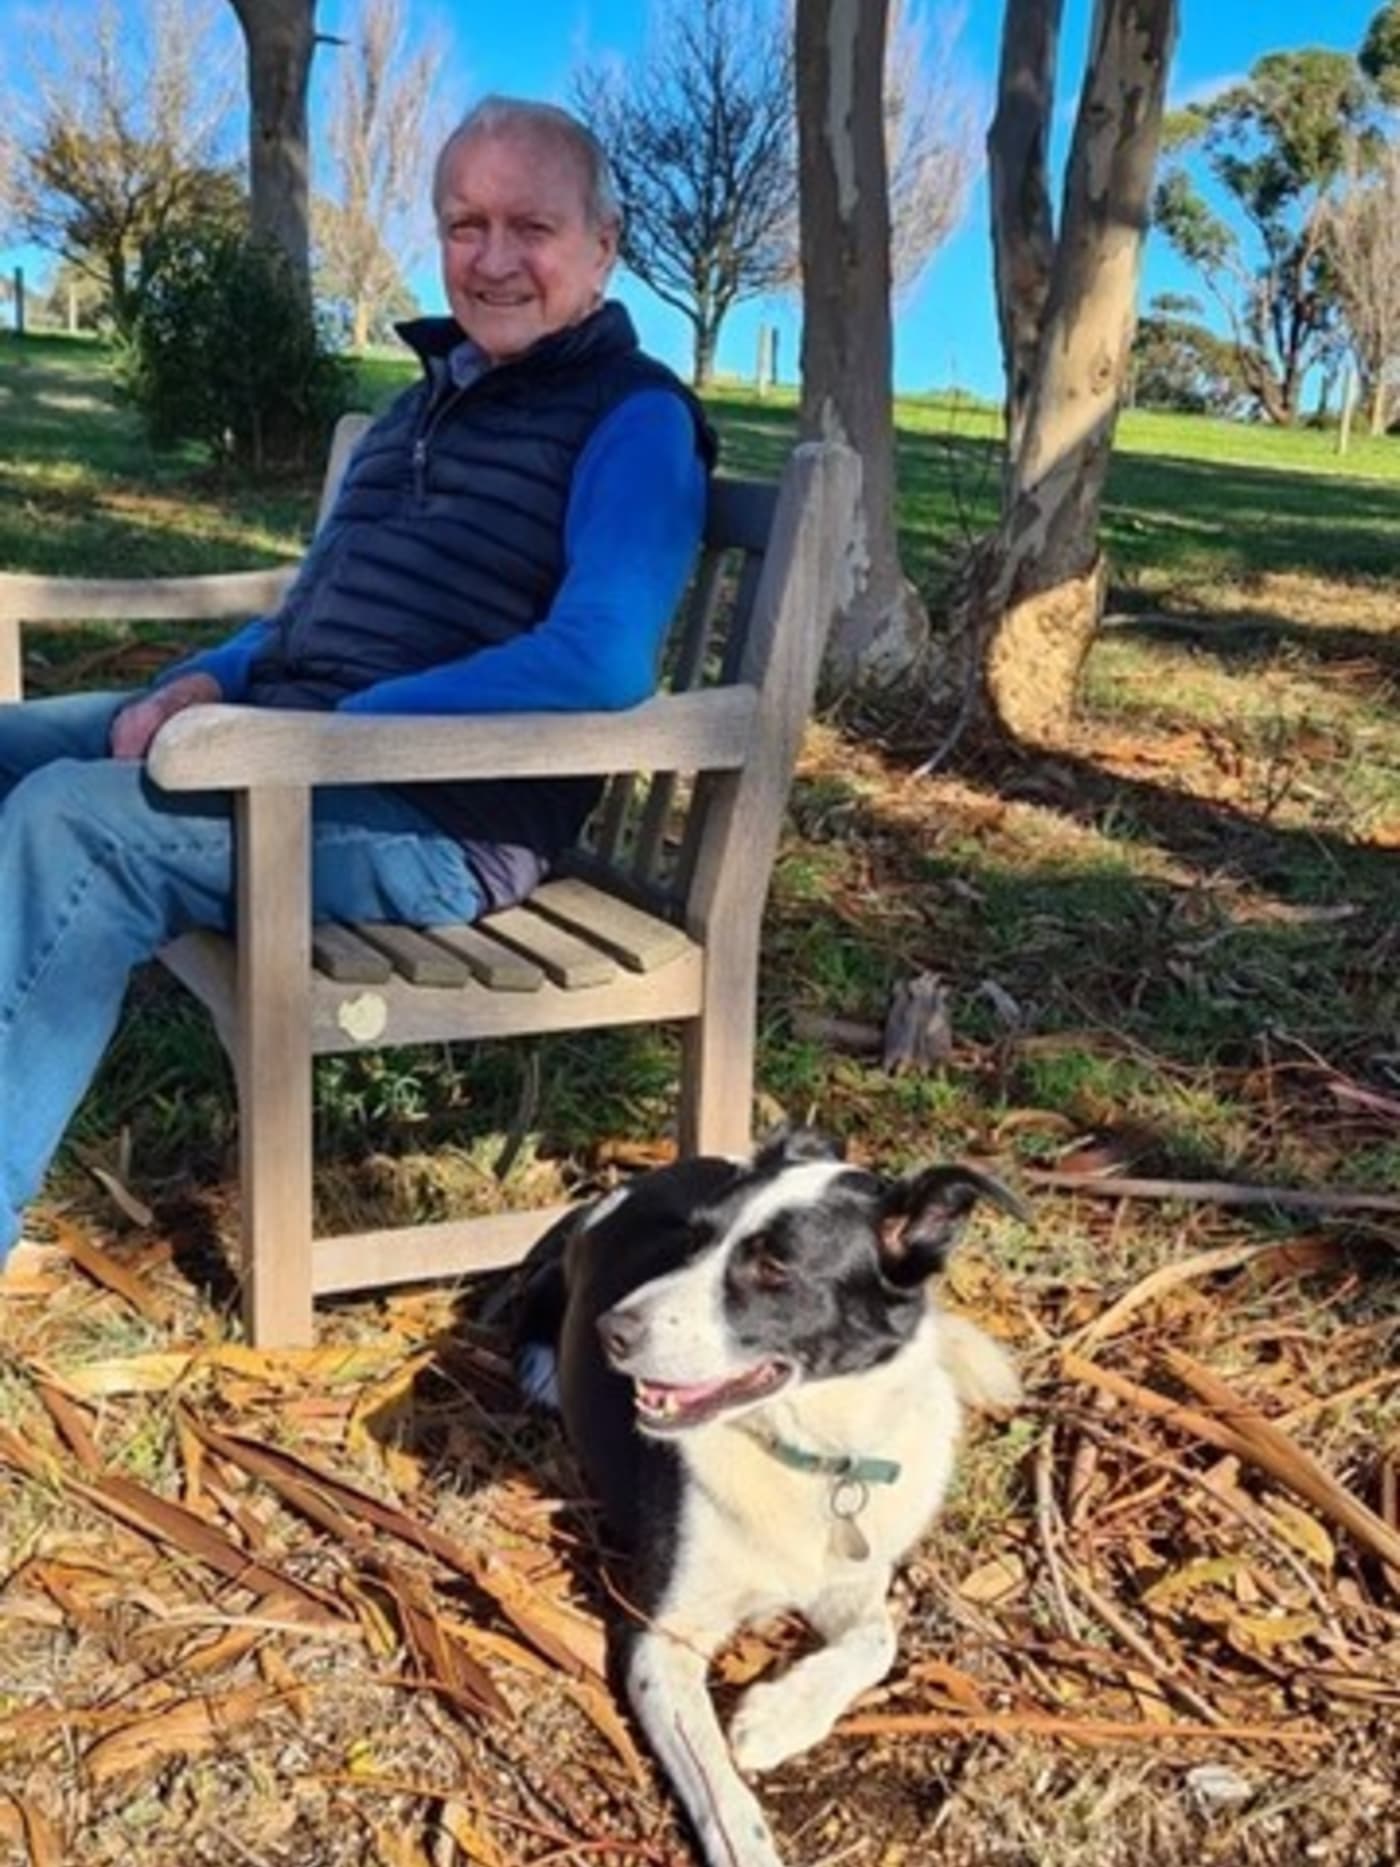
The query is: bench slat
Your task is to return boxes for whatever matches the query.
[527,878,692,973]
[312,922,394,984]
[480,907,619,988]
[422,923,545,992]
[353,923,473,987]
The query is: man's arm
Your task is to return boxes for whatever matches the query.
[336,390,707,719]
[153,615,278,703]
[110,617,275,758]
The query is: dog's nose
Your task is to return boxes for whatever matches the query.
[598,1305,645,1366]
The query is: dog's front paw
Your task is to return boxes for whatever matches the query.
[730,1679,829,1775]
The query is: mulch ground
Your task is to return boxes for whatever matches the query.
[1,572,1398,1867]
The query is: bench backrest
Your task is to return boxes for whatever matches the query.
[0,414,854,942]
[573,477,777,915]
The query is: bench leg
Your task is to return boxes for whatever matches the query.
[677,929,757,1159]
[236,788,314,1346]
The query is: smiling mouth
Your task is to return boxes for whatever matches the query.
[632,1360,794,1433]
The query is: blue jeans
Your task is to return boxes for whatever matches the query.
[0,691,483,1257]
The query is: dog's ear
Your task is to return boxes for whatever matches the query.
[752,1123,846,1170]
[878,1165,1031,1287]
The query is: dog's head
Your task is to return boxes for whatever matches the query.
[595,1128,1029,1437]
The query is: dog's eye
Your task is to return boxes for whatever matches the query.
[747,1247,790,1291]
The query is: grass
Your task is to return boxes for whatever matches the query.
[1,324,1394,1208]
[1,329,1399,1864]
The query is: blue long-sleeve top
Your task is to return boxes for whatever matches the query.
[169,388,707,716]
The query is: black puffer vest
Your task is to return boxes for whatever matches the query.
[246,303,714,906]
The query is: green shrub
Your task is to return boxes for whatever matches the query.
[116,225,351,470]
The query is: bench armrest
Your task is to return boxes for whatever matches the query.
[145,687,760,791]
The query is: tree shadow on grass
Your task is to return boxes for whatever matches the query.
[1105,609,1400,688]
[703,393,1400,588]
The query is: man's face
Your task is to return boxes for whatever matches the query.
[437,128,618,364]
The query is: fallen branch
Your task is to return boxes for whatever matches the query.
[0,1426,341,1621]
[1060,1353,1254,1463]
[1073,1241,1289,1354]
[1027,1171,1400,1218]
[1162,1350,1400,1578]
[836,1710,1326,1746]
[1058,1565,1225,1728]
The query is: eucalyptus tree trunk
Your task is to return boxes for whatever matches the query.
[228,0,318,294]
[989,0,1061,468]
[962,0,1178,745]
[795,0,927,683]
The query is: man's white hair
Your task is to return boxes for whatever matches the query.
[432,96,622,231]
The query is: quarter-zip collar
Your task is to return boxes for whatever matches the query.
[395,300,641,386]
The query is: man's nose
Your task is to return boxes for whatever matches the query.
[472,228,519,276]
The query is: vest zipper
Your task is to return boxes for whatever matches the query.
[412,380,474,503]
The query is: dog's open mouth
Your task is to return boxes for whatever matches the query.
[632,1359,793,1432]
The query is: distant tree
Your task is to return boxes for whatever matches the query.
[4,0,242,334]
[1154,50,1373,425]
[1361,1,1400,105]
[1130,293,1253,415]
[573,0,795,387]
[574,0,977,386]
[946,0,1179,748]
[41,260,110,333]
[312,199,420,345]
[226,0,321,294]
[318,0,438,349]
[884,1,980,295]
[1319,139,1400,432]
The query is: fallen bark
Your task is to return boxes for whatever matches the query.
[836,1709,1326,1746]
[1027,1171,1400,1218]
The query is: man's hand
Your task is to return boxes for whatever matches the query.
[109,673,222,761]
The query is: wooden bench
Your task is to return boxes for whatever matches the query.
[0,417,858,1345]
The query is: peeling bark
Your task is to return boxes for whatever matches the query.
[796,0,927,683]
[988,0,1063,464]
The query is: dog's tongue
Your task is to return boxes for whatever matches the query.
[640,1375,734,1406]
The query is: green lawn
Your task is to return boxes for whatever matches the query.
[6,331,1400,595]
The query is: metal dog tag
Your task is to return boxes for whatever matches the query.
[829,1477,871,1562]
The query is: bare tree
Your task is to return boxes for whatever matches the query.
[947,0,1179,748]
[886,2,980,294]
[4,0,240,333]
[317,0,438,349]
[1320,140,1400,434]
[574,0,796,386]
[226,0,320,293]
[576,0,978,387]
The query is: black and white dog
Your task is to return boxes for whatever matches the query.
[511,1129,1026,1867]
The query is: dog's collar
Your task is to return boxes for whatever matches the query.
[755,1435,902,1487]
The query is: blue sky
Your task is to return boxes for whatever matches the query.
[0,0,1389,396]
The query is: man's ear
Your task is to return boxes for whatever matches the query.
[751,1123,846,1171]
[879,1165,1031,1287]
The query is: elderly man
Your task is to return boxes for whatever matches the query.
[0,97,713,1266]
